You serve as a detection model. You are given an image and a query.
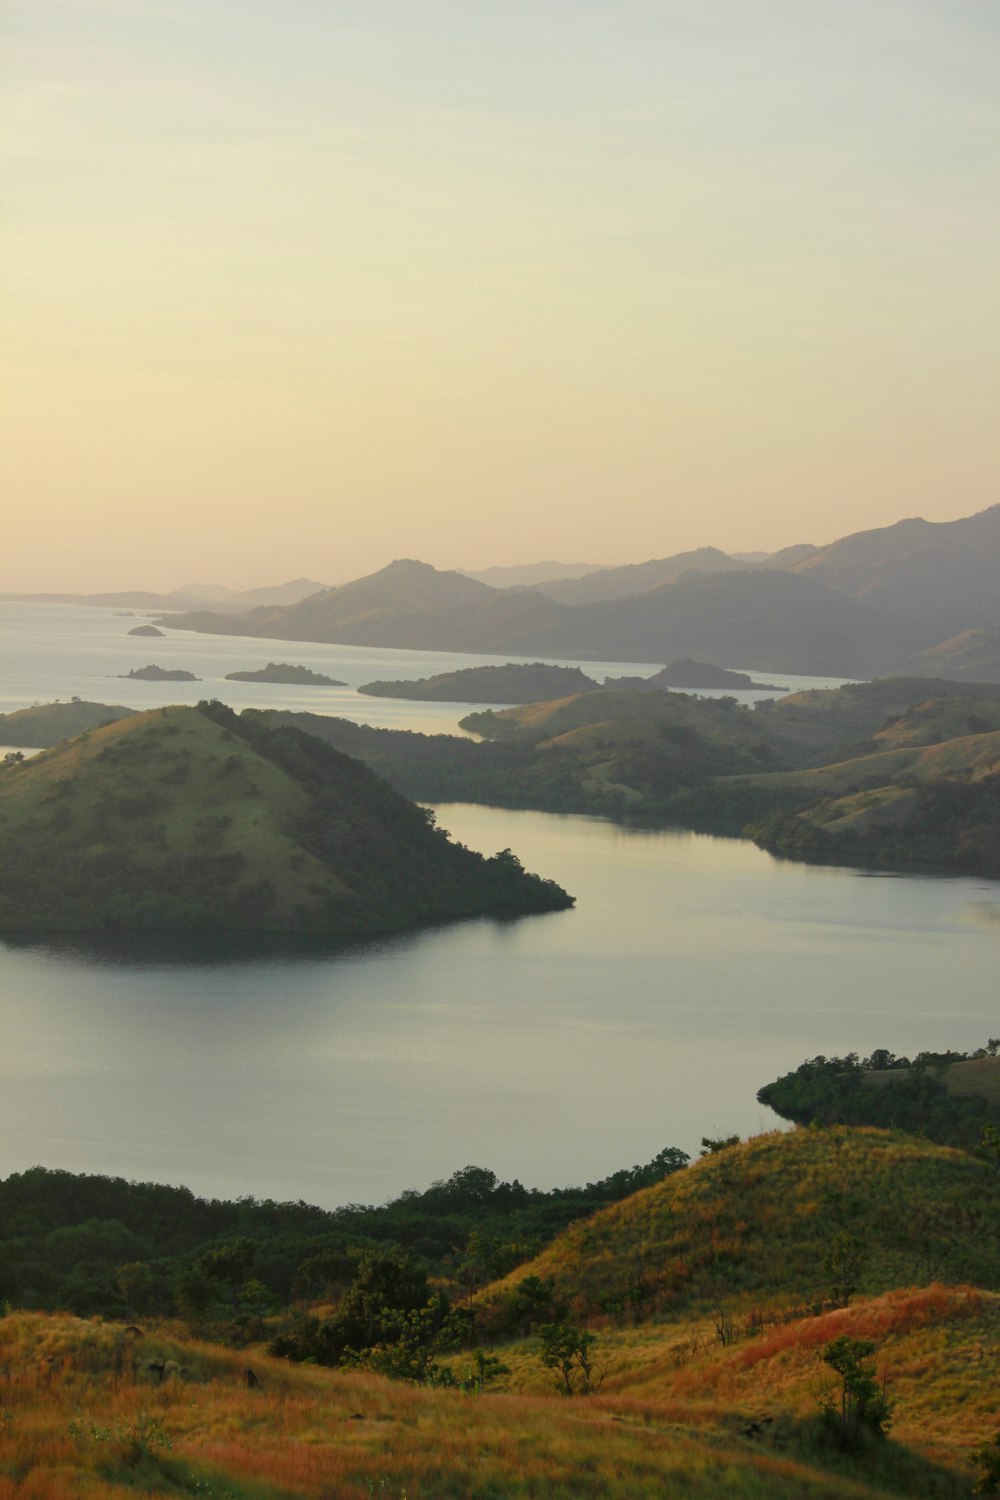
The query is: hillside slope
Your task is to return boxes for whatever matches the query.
[0,700,137,746]
[0,703,571,932]
[481,1128,1000,1324]
[784,504,1000,646]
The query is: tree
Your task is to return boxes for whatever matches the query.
[700,1134,740,1156]
[972,1428,1000,1494]
[980,1124,1000,1176]
[819,1336,892,1447]
[115,1261,154,1322]
[823,1230,866,1307]
[537,1320,604,1396]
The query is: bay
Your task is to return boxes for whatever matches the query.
[1,602,996,1211]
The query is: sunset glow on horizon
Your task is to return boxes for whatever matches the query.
[2,1,998,593]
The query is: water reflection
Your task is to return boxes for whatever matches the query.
[1,805,997,1213]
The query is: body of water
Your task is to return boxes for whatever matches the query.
[1,603,995,1209]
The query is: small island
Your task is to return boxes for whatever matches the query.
[120,664,200,681]
[358,662,600,703]
[127,623,164,638]
[224,662,345,686]
[605,658,788,692]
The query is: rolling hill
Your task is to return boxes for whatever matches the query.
[900,627,1000,684]
[0,699,138,747]
[4,1120,996,1497]
[0,702,572,932]
[481,1128,1000,1323]
[782,504,1000,647]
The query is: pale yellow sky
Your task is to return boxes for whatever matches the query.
[2,2,998,592]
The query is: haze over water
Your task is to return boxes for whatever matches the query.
[1,605,996,1211]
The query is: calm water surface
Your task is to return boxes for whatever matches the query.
[1,604,996,1208]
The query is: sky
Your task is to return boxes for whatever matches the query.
[2,1,998,593]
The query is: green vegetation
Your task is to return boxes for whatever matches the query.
[606,657,787,690]
[0,701,571,932]
[224,663,345,685]
[478,1128,1000,1325]
[8,673,1000,884]
[758,1047,1000,1152]
[0,1146,690,1323]
[0,699,136,747]
[358,661,599,702]
[3,1122,999,1497]
[121,664,200,680]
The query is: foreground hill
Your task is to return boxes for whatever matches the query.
[8,1299,992,1499]
[3,1122,998,1497]
[0,702,571,932]
[482,1128,1000,1325]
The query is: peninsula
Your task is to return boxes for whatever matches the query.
[0,702,572,932]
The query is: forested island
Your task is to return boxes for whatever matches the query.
[358,661,599,702]
[120,664,199,681]
[0,702,571,932]
[605,657,787,691]
[224,662,345,686]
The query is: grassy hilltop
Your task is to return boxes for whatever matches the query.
[2,1126,999,1498]
[0,701,571,932]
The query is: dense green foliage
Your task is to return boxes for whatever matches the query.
[0,699,135,746]
[0,1146,689,1324]
[745,775,1000,876]
[252,679,1000,872]
[758,1048,1000,1151]
[224,663,344,685]
[357,662,600,702]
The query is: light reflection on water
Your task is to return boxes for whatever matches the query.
[1,805,996,1211]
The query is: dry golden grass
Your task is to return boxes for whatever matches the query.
[481,1129,1000,1325]
[0,1292,992,1499]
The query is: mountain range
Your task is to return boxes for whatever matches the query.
[153,504,999,677]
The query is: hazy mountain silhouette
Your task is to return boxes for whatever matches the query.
[529,546,745,604]
[780,505,1000,645]
[458,561,605,588]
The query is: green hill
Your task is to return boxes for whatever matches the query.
[758,1049,1000,1151]
[247,678,1000,871]
[0,702,572,932]
[902,626,1000,683]
[480,1128,1000,1326]
[358,662,599,702]
[0,700,137,747]
[2,1123,999,1496]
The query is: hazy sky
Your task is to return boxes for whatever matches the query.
[2,1,998,592]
